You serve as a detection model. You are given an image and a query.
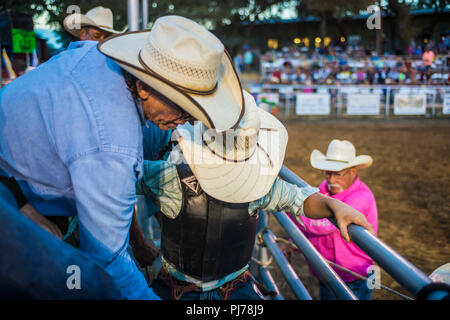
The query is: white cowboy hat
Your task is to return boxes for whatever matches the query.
[172,91,288,203]
[97,15,245,132]
[310,139,373,172]
[63,6,123,38]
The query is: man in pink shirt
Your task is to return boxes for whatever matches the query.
[287,139,378,300]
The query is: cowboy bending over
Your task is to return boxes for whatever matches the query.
[132,92,374,300]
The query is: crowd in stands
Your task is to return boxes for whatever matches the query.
[240,37,450,86]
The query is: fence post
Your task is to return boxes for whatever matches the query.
[385,87,390,119]
[285,91,292,119]
[337,87,342,119]
[432,89,436,118]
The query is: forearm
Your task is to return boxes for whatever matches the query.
[302,192,335,219]
[303,193,355,220]
[249,178,319,216]
[303,193,375,242]
[129,208,146,247]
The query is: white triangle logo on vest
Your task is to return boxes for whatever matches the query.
[182,175,200,194]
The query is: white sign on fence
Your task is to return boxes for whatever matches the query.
[393,94,426,115]
[346,94,381,115]
[347,94,380,115]
[296,93,330,115]
[443,92,450,115]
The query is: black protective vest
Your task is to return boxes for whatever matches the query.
[161,164,259,282]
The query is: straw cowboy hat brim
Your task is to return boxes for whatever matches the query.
[174,91,288,203]
[310,149,373,172]
[97,30,244,132]
[63,13,122,38]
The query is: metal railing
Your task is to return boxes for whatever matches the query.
[245,84,450,119]
[253,165,450,300]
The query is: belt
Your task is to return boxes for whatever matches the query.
[157,265,255,300]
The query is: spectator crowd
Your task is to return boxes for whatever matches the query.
[253,38,450,86]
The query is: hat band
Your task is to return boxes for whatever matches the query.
[138,50,218,96]
[97,25,115,30]
[203,135,257,163]
[203,139,273,168]
[325,158,349,163]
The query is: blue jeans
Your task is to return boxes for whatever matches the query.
[150,274,265,300]
[319,279,374,300]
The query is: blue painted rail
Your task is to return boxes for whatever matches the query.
[271,210,357,300]
[261,226,312,300]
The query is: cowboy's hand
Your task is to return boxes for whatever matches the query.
[331,200,374,243]
[131,238,160,268]
[20,203,63,239]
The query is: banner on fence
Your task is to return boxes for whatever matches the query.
[295,93,330,115]
[346,94,381,115]
[443,92,450,115]
[257,92,280,115]
[393,94,426,115]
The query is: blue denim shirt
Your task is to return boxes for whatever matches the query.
[0,41,159,300]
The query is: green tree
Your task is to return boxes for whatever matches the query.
[380,0,414,54]
[297,0,374,40]
[1,0,290,53]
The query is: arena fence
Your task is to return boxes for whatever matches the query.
[246,84,450,120]
[250,165,450,300]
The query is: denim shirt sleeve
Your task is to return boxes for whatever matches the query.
[249,177,319,216]
[69,151,160,300]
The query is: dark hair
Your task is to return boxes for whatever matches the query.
[121,69,186,112]
[122,69,140,101]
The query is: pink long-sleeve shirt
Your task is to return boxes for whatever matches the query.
[289,176,378,282]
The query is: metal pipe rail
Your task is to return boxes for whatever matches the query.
[271,211,357,300]
[262,227,312,300]
[259,267,284,300]
[278,165,449,300]
[258,243,284,300]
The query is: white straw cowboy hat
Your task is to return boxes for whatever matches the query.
[310,139,373,172]
[173,91,288,203]
[97,15,245,132]
[64,6,123,38]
